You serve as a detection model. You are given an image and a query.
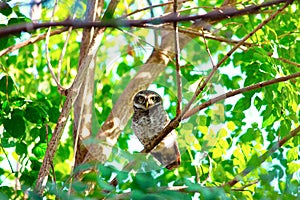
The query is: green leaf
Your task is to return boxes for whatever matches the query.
[278,119,291,137]
[117,62,131,76]
[32,143,47,159]
[30,127,40,139]
[0,2,12,16]
[262,114,276,128]
[286,147,299,162]
[48,107,60,123]
[3,114,26,138]
[16,141,27,155]
[240,128,255,143]
[1,100,10,114]
[98,165,112,180]
[1,137,15,148]
[233,97,251,112]
[254,96,262,111]
[96,177,115,192]
[0,75,14,95]
[134,173,157,190]
[247,154,260,168]
[25,104,47,124]
[287,162,300,174]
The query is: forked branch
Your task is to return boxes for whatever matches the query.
[143,0,294,154]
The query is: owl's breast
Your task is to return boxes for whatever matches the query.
[132,106,168,145]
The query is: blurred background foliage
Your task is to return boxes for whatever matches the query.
[0,0,299,199]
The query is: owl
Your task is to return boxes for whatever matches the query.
[132,90,181,169]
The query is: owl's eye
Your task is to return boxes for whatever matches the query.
[137,96,145,103]
[151,96,160,103]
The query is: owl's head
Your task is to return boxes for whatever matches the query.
[133,90,162,110]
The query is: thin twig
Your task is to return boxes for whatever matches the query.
[44,0,64,92]
[57,27,72,82]
[201,28,216,68]
[274,57,300,68]
[57,0,80,85]
[231,180,259,191]
[173,0,182,117]
[122,0,191,19]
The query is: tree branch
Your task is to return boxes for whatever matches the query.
[33,0,118,191]
[173,0,182,117]
[183,71,300,119]
[44,0,64,92]
[123,0,191,19]
[0,28,68,57]
[0,0,291,38]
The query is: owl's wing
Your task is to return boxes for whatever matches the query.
[151,130,181,169]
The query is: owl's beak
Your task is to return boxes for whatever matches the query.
[145,101,149,108]
[145,99,154,109]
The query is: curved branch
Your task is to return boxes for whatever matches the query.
[0,27,68,57]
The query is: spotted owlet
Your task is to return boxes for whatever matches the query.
[132,90,181,169]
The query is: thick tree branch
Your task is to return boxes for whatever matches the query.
[0,0,290,38]
[34,36,101,194]
[34,0,120,193]
[73,0,104,169]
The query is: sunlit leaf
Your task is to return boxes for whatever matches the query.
[32,143,47,159]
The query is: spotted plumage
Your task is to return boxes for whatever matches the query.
[132,90,181,169]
